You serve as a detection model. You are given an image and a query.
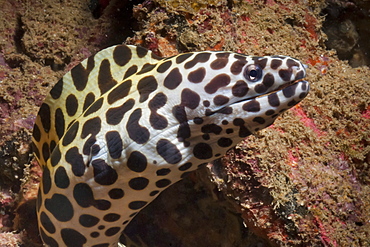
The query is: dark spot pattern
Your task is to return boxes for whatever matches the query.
[136,46,148,58]
[279,69,292,81]
[137,75,158,102]
[270,59,282,69]
[105,131,123,159]
[205,74,231,94]
[106,98,135,125]
[82,136,97,156]
[156,179,171,188]
[62,121,79,146]
[287,58,299,68]
[202,134,210,140]
[108,188,124,199]
[61,228,87,246]
[40,228,58,247]
[65,147,85,177]
[156,139,182,164]
[176,53,193,63]
[283,83,298,98]
[164,68,182,89]
[83,97,104,117]
[226,128,234,134]
[45,194,74,222]
[184,53,211,69]
[73,183,111,210]
[40,212,55,234]
[54,166,70,189]
[129,212,137,218]
[265,109,275,115]
[81,117,101,139]
[253,117,265,124]
[230,59,247,75]
[103,213,121,222]
[157,60,172,73]
[65,94,78,117]
[253,57,268,69]
[79,214,100,227]
[201,124,222,135]
[156,168,171,176]
[39,103,51,133]
[126,108,150,144]
[91,144,100,156]
[50,78,63,99]
[49,141,56,155]
[203,100,210,107]
[55,108,65,140]
[172,105,190,143]
[91,159,118,185]
[149,93,168,130]
[42,142,50,163]
[113,45,132,66]
[295,70,304,80]
[123,65,138,79]
[210,53,229,70]
[179,162,192,171]
[188,67,206,83]
[213,95,229,105]
[50,145,61,167]
[107,80,132,105]
[32,124,41,142]
[299,92,307,99]
[233,118,252,138]
[137,63,157,75]
[181,88,200,109]
[152,52,162,60]
[217,137,233,147]
[129,177,149,190]
[149,191,159,196]
[98,59,117,95]
[262,73,275,88]
[193,143,213,159]
[127,151,147,172]
[128,201,147,210]
[255,73,275,94]
[193,117,203,124]
[288,99,298,107]
[42,167,51,194]
[243,100,260,112]
[268,93,280,107]
[71,63,90,91]
[105,227,121,237]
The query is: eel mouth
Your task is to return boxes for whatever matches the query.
[239,77,307,102]
[207,78,309,116]
[262,78,305,97]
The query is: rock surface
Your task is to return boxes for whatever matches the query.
[0,0,369,246]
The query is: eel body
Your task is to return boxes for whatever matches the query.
[32,45,309,246]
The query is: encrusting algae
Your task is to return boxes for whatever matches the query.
[0,0,369,246]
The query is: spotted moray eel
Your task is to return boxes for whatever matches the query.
[32,44,309,247]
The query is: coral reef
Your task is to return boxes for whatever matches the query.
[0,0,369,246]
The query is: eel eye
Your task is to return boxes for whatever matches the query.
[244,64,262,82]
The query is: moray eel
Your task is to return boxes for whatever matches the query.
[32,45,309,247]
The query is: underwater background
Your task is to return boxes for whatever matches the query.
[0,0,369,246]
